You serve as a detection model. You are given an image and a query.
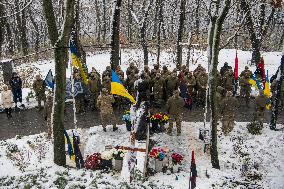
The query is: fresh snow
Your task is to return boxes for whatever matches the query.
[0,122,283,188]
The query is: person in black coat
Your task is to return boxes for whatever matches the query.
[9,72,24,108]
[137,73,150,106]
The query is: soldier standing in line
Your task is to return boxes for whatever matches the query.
[88,71,101,111]
[166,90,185,136]
[255,90,269,124]
[196,71,208,107]
[97,88,118,132]
[222,68,234,92]
[115,65,125,80]
[239,72,252,107]
[165,71,179,101]
[152,73,165,108]
[126,62,139,76]
[33,74,46,110]
[240,66,253,78]
[102,66,112,79]
[220,91,238,135]
[9,72,24,109]
[102,75,111,93]
[44,93,53,138]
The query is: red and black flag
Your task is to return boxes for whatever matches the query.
[189,150,197,189]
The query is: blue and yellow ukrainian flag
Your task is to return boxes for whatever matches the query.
[264,70,271,109]
[248,74,261,90]
[70,42,88,85]
[111,70,136,104]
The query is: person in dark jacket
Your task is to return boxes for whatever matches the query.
[9,72,24,108]
[137,73,150,106]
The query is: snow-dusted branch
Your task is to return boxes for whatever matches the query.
[219,11,248,50]
[0,0,33,19]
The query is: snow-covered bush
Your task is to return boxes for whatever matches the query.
[247,121,263,135]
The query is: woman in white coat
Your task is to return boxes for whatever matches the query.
[1,85,13,119]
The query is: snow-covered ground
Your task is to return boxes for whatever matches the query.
[0,122,283,188]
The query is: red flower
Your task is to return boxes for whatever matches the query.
[171,152,183,164]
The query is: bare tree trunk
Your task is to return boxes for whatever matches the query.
[74,0,87,73]
[103,0,107,43]
[209,0,231,170]
[95,0,101,44]
[0,4,5,57]
[127,0,133,43]
[176,0,186,70]
[110,0,122,70]
[140,0,153,66]
[42,0,75,167]
[152,0,160,40]
[156,0,164,67]
[28,10,40,58]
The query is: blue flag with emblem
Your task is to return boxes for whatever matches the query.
[44,69,54,89]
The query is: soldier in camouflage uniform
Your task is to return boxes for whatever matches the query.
[33,74,46,110]
[240,66,253,78]
[222,68,234,92]
[44,94,53,138]
[115,65,125,80]
[102,66,112,79]
[196,71,208,106]
[255,90,269,124]
[165,71,179,101]
[193,64,206,78]
[102,75,111,93]
[88,71,102,110]
[90,67,101,79]
[166,90,185,136]
[161,65,171,80]
[239,72,252,107]
[144,65,151,77]
[151,64,160,78]
[97,88,118,132]
[126,62,139,77]
[186,71,196,98]
[152,73,165,107]
[125,71,137,97]
[220,91,238,135]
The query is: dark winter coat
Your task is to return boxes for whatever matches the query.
[9,76,22,91]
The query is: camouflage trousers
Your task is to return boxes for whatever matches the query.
[167,114,182,135]
[240,88,250,106]
[75,96,85,113]
[36,93,46,108]
[100,112,117,129]
[89,93,99,110]
[222,117,234,136]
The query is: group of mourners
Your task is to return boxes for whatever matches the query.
[1,61,284,137]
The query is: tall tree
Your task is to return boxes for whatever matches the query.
[240,0,275,66]
[207,0,232,169]
[140,0,153,66]
[176,0,186,70]
[42,0,75,166]
[156,0,164,67]
[110,0,122,70]
[15,0,29,55]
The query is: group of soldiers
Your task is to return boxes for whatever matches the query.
[2,61,282,137]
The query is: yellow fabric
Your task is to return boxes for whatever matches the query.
[264,81,271,110]
[64,136,75,161]
[248,79,257,90]
[71,53,88,85]
[111,82,136,103]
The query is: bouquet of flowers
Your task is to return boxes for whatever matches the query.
[149,147,166,161]
[122,111,131,123]
[111,148,126,160]
[150,113,169,124]
[171,152,183,165]
[101,151,113,160]
[84,153,102,170]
